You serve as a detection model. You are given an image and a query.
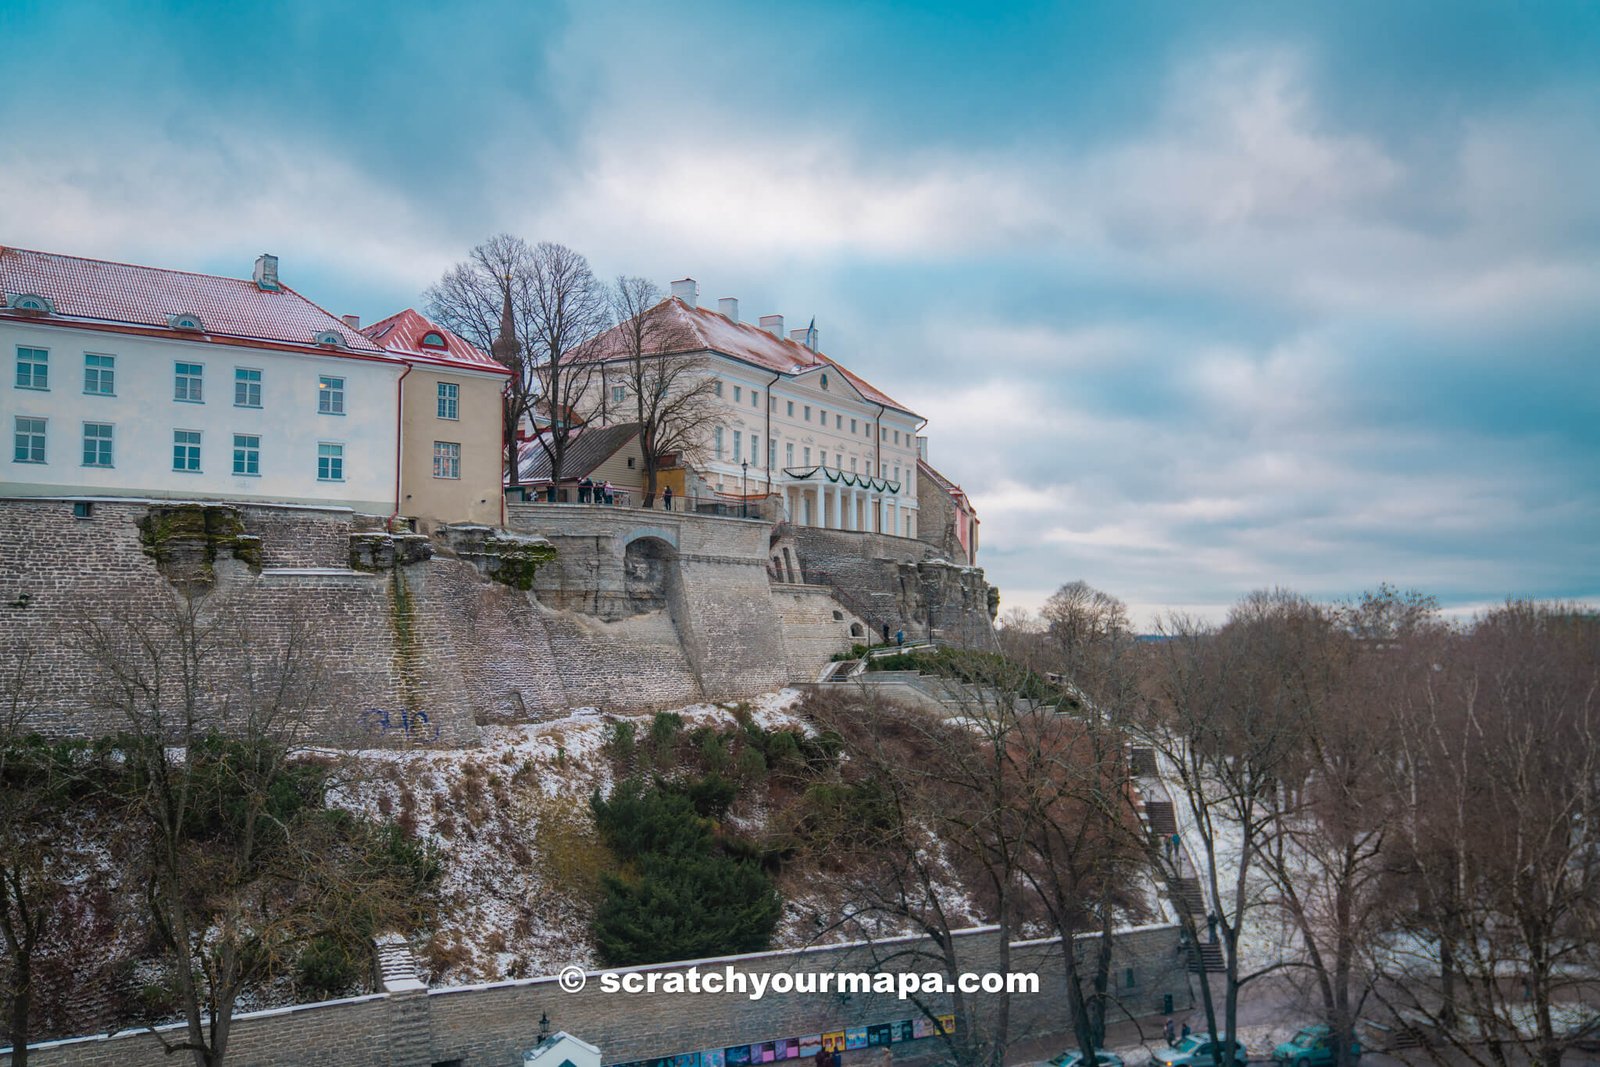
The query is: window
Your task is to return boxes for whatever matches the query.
[612,385,626,405]
[420,331,447,349]
[318,376,344,414]
[804,405,811,422]
[894,430,901,444]
[881,426,887,440]
[732,430,742,462]
[714,426,725,458]
[82,423,113,467]
[232,434,260,476]
[174,362,203,402]
[751,391,759,408]
[820,372,829,390]
[850,456,857,472]
[172,430,201,472]
[803,446,811,465]
[15,347,48,390]
[13,417,45,463]
[234,367,262,407]
[84,354,115,395]
[317,442,344,481]
[437,382,459,420]
[785,442,794,466]
[72,501,93,519]
[786,400,794,417]
[851,418,857,433]
[768,439,776,467]
[713,380,723,397]
[433,441,461,479]
[750,435,761,466]
[770,395,777,411]
[836,413,842,429]
[733,385,742,402]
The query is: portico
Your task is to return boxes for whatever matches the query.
[781,468,914,537]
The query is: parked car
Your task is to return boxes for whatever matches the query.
[1271,1025,1361,1065]
[1153,1033,1248,1067]
[1048,1051,1126,1067]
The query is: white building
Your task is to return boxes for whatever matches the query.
[583,279,924,537]
[2,246,405,513]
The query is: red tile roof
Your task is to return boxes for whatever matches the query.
[581,297,919,416]
[362,308,511,376]
[0,245,388,357]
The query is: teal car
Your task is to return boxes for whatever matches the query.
[1048,1052,1125,1067]
[1271,1025,1360,1065]
[1153,1033,1248,1067]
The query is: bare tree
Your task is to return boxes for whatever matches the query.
[424,234,537,485]
[1376,602,1600,1067]
[523,242,611,487]
[605,276,720,507]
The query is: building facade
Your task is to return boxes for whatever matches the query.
[2,247,509,526]
[362,308,510,527]
[582,279,924,538]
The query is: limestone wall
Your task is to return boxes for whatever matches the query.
[787,527,998,650]
[4,925,1190,1067]
[769,584,866,681]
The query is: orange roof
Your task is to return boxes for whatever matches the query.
[362,308,510,376]
[581,297,919,417]
[0,245,387,358]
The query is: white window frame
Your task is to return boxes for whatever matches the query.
[15,347,49,391]
[84,353,115,396]
[174,361,204,403]
[82,422,113,467]
[13,416,46,463]
[318,376,345,415]
[173,429,202,472]
[233,434,261,476]
[433,440,461,479]
[317,441,345,481]
[437,382,459,420]
[234,367,263,408]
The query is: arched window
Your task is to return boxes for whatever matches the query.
[168,312,204,331]
[420,331,447,349]
[820,372,829,390]
[8,293,53,314]
[313,329,345,347]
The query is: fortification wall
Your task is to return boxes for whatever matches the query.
[787,527,998,650]
[769,584,866,681]
[5,925,1189,1067]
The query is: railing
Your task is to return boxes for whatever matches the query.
[504,486,782,522]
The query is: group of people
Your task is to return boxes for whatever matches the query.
[1163,1018,1193,1047]
[576,477,617,505]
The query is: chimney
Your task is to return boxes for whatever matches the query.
[718,297,739,322]
[759,314,784,338]
[789,328,808,344]
[670,278,699,307]
[253,253,280,291]
[341,314,360,330]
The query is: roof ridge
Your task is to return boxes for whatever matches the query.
[1,244,268,288]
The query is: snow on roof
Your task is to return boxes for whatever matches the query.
[581,297,920,417]
[0,245,387,357]
[513,423,642,484]
[362,308,510,376]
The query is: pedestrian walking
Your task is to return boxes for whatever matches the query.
[1206,912,1218,943]
[1164,1018,1177,1047]
[1167,831,1181,863]
[1181,1021,1191,1041]
[663,486,673,511]
[895,627,904,647]
[881,622,890,644]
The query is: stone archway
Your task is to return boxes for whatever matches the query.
[623,535,675,614]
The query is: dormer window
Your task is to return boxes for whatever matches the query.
[168,312,204,331]
[6,293,54,315]
[820,372,829,390]
[313,330,345,348]
[419,331,447,350]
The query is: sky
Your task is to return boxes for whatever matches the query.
[2,0,1597,626]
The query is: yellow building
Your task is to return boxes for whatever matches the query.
[363,309,509,528]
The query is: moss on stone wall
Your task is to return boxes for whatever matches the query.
[138,504,261,583]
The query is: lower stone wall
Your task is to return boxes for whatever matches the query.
[787,527,998,651]
[4,926,1190,1067]
[770,585,866,682]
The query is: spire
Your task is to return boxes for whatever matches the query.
[491,276,517,367]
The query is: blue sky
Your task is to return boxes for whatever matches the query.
[3,0,1597,624]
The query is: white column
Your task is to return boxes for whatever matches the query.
[890,495,901,537]
[825,482,837,529]
[844,488,855,531]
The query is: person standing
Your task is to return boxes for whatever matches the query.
[895,628,904,647]
[814,1047,829,1067]
[1207,912,1219,943]
[663,485,673,511]
[1164,1018,1177,1047]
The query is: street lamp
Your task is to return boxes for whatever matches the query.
[741,460,749,518]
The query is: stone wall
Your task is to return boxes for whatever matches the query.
[787,527,998,650]
[5,925,1190,1067]
[768,584,867,681]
